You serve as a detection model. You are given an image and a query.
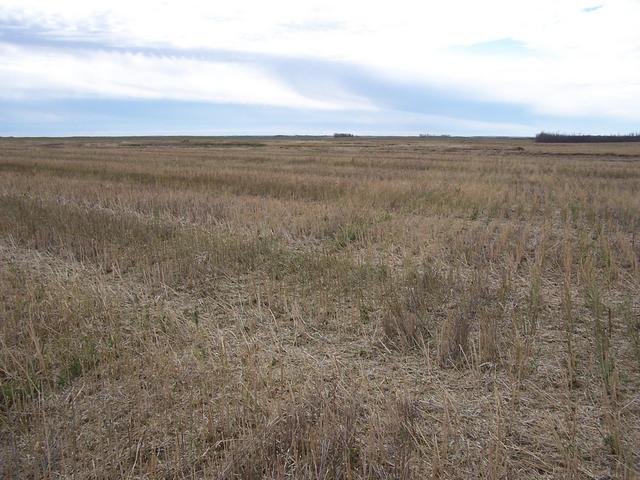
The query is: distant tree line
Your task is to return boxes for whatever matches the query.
[535,132,640,143]
[333,133,355,138]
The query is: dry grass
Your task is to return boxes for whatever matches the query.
[1,136,639,479]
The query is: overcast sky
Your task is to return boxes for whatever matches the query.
[1,0,639,136]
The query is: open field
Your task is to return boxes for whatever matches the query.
[1,136,639,479]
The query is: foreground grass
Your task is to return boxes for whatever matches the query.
[1,137,639,479]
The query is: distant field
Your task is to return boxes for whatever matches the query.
[1,137,639,478]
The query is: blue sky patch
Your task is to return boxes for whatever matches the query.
[451,38,533,57]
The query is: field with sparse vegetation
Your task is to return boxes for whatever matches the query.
[1,136,639,479]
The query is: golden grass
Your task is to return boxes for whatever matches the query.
[1,136,639,478]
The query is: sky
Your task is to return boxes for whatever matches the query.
[1,0,639,136]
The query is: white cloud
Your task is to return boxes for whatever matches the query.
[0,43,375,110]
[1,0,639,119]
[348,109,535,136]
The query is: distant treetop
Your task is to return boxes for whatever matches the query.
[535,132,640,143]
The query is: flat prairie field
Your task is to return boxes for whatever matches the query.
[1,136,639,479]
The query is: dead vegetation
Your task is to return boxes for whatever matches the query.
[1,136,639,478]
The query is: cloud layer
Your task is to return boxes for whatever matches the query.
[1,0,639,135]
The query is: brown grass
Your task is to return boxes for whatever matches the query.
[1,136,639,478]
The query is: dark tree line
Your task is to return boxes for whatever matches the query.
[535,132,640,143]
